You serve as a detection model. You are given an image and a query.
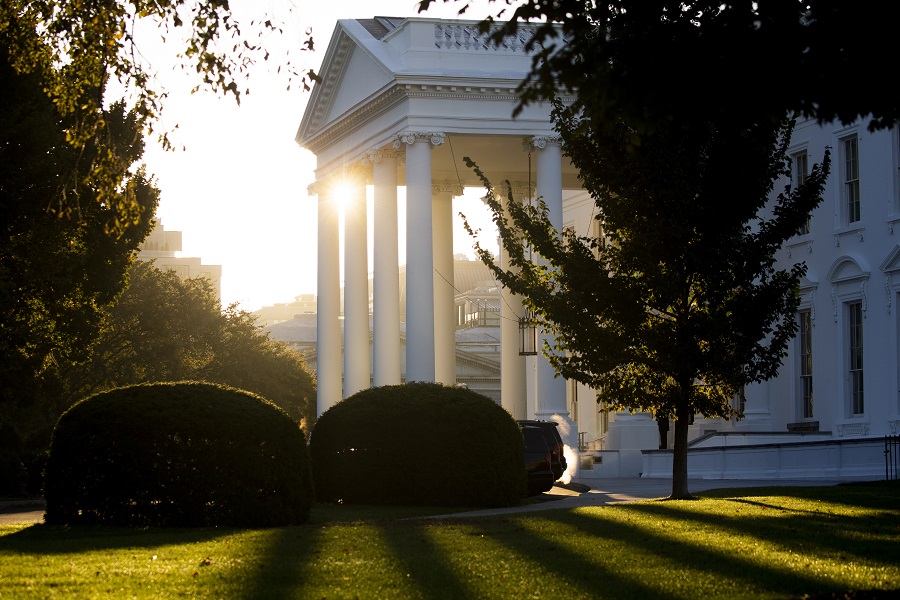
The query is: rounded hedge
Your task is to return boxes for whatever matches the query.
[310,382,525,507]
[44,381,313,527]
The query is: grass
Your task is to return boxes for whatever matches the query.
[1,483,899,599]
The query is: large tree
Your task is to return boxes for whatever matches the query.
[468,111,829,499]
[0,44,158,412]
[62,261,316,432]
[1,1,314,442]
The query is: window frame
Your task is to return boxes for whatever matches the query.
[841,134,861,225]
[847,300,864,416]
[792,149,811,235]
[798,309,814,419]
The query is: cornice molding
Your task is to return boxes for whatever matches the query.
[301,80,575,155]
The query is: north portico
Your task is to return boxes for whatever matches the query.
[295,17,582,435]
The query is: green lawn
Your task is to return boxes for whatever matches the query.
[2,483,898,599]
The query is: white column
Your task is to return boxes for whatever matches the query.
[433,183,461,385]
[499,183,529,419]
[315,182,342,416]
[343,176,370,397]
[368,149,402,387]
[398,131,444,382]
[501,241,527,419]
[531,136,570,422]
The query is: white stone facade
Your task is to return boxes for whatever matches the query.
[298,16,899,479]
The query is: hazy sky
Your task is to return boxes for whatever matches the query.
[143,0,508,311]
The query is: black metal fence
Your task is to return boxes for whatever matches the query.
[886,435,900,480]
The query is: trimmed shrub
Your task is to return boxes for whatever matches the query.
[310,382,525,507]
[44,381,313,527]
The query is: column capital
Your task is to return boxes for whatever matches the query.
[508,180,535,199]
[432,180,464,197]
[395,131,446,148]
[307,181,320,196]
[523,135,563,152]
[361,147,406,167]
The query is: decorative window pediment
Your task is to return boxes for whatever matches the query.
[880,244,900,274]
[827,255,869,284]
[828,256,869,321]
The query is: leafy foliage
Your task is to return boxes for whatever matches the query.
[63,261,317,431]
[466,112,830,498]
[44,381,313,527]
[0,0,316,233]
[310,382,526,507]
[0,43,158,413]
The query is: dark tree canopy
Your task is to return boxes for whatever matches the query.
[0,44,158,410]
[420,0,900,133]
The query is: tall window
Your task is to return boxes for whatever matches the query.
[848,301,864,415]
[799,310,813,418]
[793,150,810,235]
[842,135,861,223]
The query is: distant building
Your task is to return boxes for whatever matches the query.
[253,294,318,327]
[137,219,222,301]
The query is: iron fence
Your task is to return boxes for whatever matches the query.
[886,435,900,480]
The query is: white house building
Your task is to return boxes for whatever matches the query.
[297,15,899,480]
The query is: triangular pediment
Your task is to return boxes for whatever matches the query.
[324,45,393,124]
[296,21,397,147]
[798,275,818,292]
[880,244,900,274]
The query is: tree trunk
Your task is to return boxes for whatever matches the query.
[670,385,693,499]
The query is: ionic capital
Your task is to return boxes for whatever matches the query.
[523,135,562,152]
[508,180,535,199]
[361,148,406,167]
[394,131,446,148]
[432,180,464,197]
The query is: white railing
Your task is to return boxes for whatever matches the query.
[434,23,538,52]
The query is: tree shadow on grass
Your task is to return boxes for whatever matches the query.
[615,494,900,571]
[376,519,475,600]
[0,522,236,554]
[242,525,323,600]
[474,507,854,599]
[697,482,900,512]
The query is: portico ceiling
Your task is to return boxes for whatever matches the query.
[296,16,580,190]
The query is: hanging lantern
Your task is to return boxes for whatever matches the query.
[519,309,537,356]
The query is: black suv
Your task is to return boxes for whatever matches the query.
[517,419,567,482]
[520,425,556,496]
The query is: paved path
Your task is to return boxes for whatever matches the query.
[0,478,860,525]
[0,509,45,525]
[432,477,858,518]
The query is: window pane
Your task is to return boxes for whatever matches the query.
[799,310,813,418]
[843,136,861,224]
[848,302,864,415]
